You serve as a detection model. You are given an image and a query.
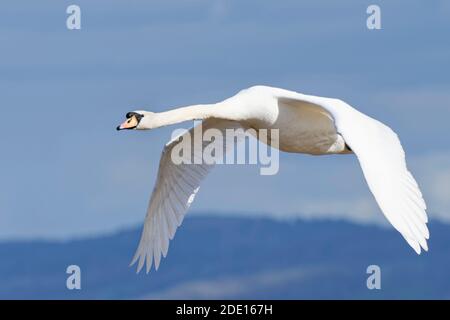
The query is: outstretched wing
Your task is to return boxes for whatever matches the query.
[272,87,429,253]
[130,118,245,273]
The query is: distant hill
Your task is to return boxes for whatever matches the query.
[0,216,449,299]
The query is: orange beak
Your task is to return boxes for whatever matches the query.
[117,115,139,131]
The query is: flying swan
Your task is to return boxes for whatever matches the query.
[117,85,428,273]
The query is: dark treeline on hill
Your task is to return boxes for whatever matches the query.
[0,215,449,299]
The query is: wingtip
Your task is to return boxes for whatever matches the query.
[129,253,145,274]
[129,259,137,268]
[128,260,141,274]
[129,256,157,275]
[146,260,152,274]
[408,237,430,255]
[422,240,429,252]
[404,235,421,255]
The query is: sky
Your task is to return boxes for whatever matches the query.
[0,0,449,239]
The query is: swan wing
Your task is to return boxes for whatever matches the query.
[271,87,429,253]
[130,118,245,273]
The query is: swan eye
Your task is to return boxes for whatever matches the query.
[126,112,144,121]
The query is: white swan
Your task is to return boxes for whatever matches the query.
[117,85,428,273]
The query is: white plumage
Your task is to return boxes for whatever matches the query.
[117,85,428,273]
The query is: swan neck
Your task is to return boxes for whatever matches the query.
[154,104,217,128]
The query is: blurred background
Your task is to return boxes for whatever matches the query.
[0,0,449,299]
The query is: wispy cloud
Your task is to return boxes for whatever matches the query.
[143,265,327,299]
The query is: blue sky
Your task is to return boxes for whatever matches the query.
[0,0,449,239]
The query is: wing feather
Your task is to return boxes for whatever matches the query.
[130,118,246,273]
[271,88,429,254]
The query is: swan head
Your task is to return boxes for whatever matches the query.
[116,111,156,131]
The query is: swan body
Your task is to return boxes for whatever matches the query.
[117,85,429,273]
